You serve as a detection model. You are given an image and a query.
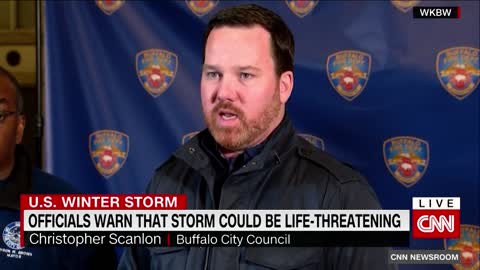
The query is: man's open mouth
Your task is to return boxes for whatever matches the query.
[219,110,238,120]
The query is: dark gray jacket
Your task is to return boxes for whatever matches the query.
[119,116,396,270]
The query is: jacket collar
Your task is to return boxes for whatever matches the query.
[0,145,33,210]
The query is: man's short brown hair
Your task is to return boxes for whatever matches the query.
[202,4,295,76]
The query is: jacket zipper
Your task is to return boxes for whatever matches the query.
[203,246,211,270]
[204,163,240,270]
[204,176,215,270]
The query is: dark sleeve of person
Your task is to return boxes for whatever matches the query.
[118,157,183,270]
[60,246,118,270]
[117,245,151,270]
[117,171,164,270]
[324,178,398,270]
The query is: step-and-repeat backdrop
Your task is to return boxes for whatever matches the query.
[44,1,479,269]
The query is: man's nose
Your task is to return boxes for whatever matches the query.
[216,77,237,102]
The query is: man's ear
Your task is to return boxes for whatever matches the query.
[278,71,294,104]
[15,115,25,144]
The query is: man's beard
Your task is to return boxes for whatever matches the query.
[204,90,281,151]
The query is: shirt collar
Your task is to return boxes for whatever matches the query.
[241,142,265,162]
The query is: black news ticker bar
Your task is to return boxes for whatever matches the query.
[24,231,409,247]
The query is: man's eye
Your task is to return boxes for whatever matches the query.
[206,72,220,79]
[240,73,253,80]
[0,113,6,122]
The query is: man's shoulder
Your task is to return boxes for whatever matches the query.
[294,135,381,209]
[154,129,209,173]
[147,155,193,194]
[32,168,78,194]
[294,135,367,185]
[148,136,200,193]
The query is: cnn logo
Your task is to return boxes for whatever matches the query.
[412,197,460,238]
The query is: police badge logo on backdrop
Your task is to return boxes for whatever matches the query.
[186,0,218,17]
[327,50,371,101]
[136,49,178,97]
[182,131,200,145]
[383,136,429,187]
[89,130,129,178]
[298,133,325,151]
[444,224,480,270]
[1,221,32,259]
[437,47,479,100]
[390,0,421,13]
[96,0,125,15]
[285,0,318,18]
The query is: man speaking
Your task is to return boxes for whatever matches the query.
[120,4,395,270]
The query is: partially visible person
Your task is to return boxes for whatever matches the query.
[0,66,117,269]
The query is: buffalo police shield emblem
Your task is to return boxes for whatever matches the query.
[298,133,325,151]
[390,0,421,13]
[89,130,129,178]
[437,47,479,100]
[383,136,429,187]
[327,50,371,101]
[182,131,200,145]
[136,49,178,97]
[285,1,318,18]
[96,0,125,15]
[186,0,218,17]
[445,225,480,270]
